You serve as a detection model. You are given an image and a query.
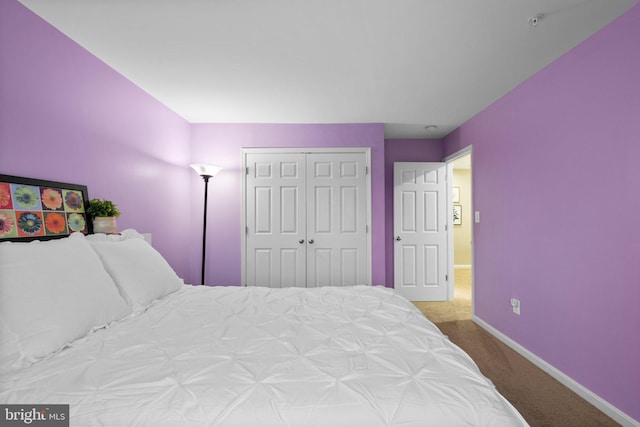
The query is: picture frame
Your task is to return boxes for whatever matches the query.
[452,187,460,203]
[0,174,93,242]
[453,204,462,225]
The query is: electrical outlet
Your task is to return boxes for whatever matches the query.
[474,211,480,223]
[510,298,521,315]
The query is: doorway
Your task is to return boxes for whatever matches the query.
[411,148,474,322]
[450,152,473,317]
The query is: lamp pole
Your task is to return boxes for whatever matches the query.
[190,163,222,286]
[200,174,211,286]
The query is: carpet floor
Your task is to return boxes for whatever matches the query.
[413,268,620,427]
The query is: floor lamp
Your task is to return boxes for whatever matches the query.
[191,163,222,285]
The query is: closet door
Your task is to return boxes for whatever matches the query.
[306,153,368,287]
[245,153,307,287]
[244,149,370,288]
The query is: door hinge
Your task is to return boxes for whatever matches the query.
[245,226,248,234]
[445,224,448,231]
[246,167,249,175]
[445,274,448,282]
[365,166,369,175]
[366,224,369,233]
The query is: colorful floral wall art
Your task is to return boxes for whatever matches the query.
[0,175,92,241]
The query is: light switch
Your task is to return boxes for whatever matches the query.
[474,211,480,223]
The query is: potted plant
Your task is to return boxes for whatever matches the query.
[86,198,121,234]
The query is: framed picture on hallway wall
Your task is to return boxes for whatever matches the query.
[453,205,462,225]
[0,174,92,242]
[452,187,460,203]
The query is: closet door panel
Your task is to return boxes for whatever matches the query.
[246,153,306,287]
[306,153,368,287]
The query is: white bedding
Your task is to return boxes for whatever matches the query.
[0,285,527,427]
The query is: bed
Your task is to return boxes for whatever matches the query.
[0,229,528,426]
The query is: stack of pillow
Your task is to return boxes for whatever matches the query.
[0,230,184,373]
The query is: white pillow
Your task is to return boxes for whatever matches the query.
[89,238,183,313]
[0,233,131,372]
[85,228,145,242]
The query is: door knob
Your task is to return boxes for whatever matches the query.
[299,239,304,244]
[308,239,314,244]
[396,236,401,241]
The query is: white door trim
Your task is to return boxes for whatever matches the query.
[241,147,372,287]
[443,145,474,306]
[447,161,454,301]
[442,145,473,163]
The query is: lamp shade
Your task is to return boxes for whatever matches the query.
[190,163,222,177]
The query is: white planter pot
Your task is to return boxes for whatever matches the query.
[92,217,117,234]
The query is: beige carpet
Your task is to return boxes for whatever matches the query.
[412,267,472,323]
[437,320,620,427]
[412,268,620,427]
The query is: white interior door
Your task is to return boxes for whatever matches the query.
[246,153,306,287]
[394,162,448,301]
[306,153,368,287]
[244,149,370,288]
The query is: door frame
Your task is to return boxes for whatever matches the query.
[443,145,474,304]
[241,147,372,287]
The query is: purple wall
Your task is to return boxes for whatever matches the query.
[189,123,386,286]
[443,4,640,422]
[5,0,637,419]
[384,139,443,285]
[0,1,193,280]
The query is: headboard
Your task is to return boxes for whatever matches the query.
[0,174,93,242]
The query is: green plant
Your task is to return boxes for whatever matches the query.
[86,198,121,218]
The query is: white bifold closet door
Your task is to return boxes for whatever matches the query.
[245,150,369,288]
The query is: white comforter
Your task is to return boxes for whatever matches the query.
[0,285,527,426]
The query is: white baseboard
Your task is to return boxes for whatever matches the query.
[454,264,472,269]
[473,315,639,427]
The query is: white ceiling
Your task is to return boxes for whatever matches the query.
[19,0,635,139]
